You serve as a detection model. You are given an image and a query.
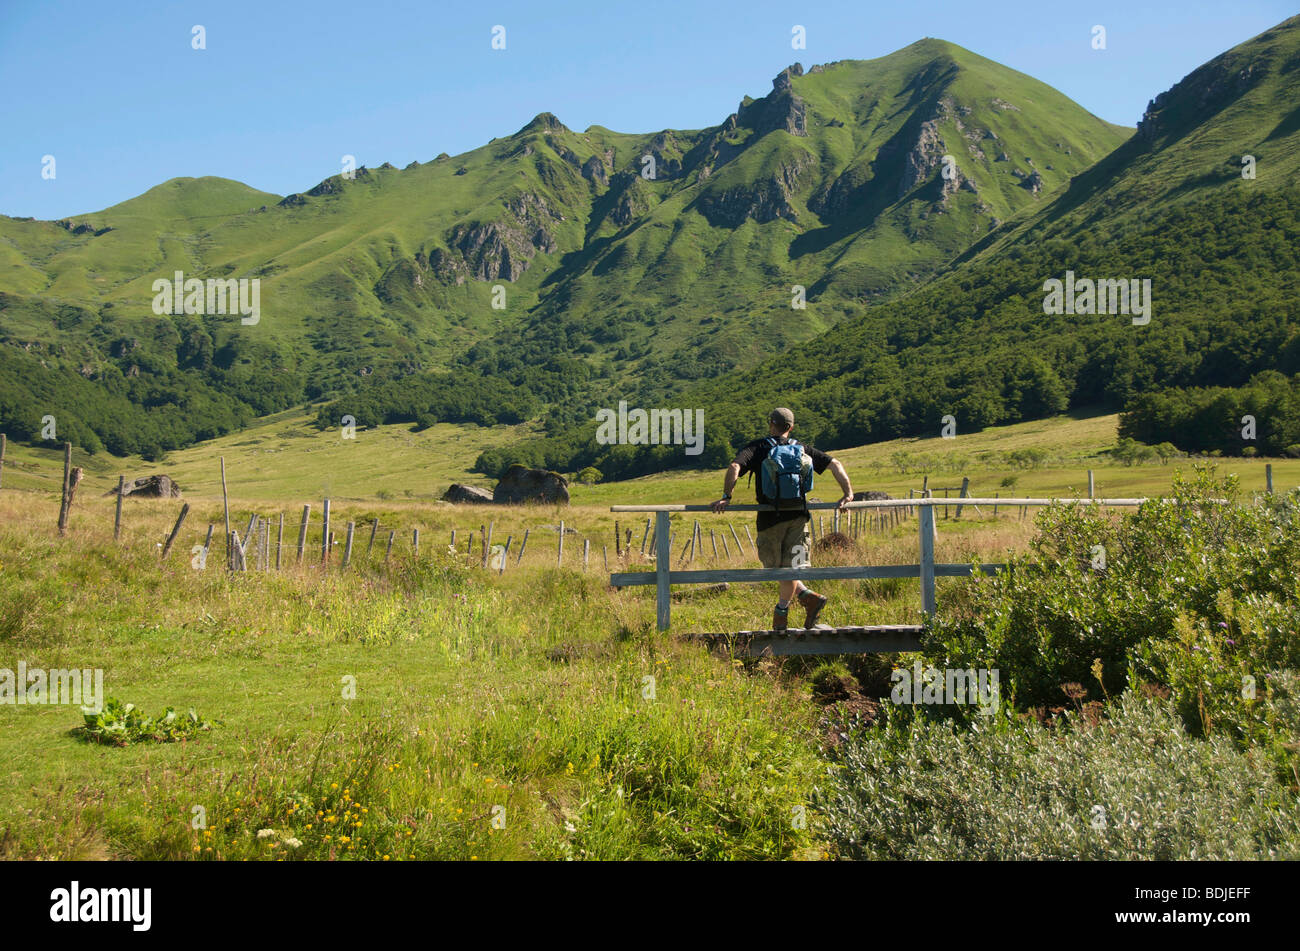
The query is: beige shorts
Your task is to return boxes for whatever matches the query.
[756,518,811,569]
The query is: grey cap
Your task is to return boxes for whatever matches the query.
[769,407,794,428]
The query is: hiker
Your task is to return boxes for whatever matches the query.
[711,408,852,631]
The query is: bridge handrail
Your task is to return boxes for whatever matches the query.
[610,498,1149,512]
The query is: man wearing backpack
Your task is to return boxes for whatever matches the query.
[711,408,853,631]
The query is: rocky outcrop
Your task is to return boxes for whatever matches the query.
[696,149,814,226]
[107,474,182,499]
[602,173,650,227]
[443,483,494,504]
[580,154,608,186]
[307,177,343,197]
[899,119,948,197]
[735,65,807,138]
[443,192,560,282]
[493,465,569,505]
[1137,54,1263,143]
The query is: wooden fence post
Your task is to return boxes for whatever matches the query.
[321,498,331,563]
[385,530,395,561]
[1087,469,1095,499]
[57,442,72,535]
[517,528,530,564]
[276,513,284,569]
[366,518,379,559]
[744,525,755,557]
[728,523,744,557]
[557,521,565,567]
[114,475,125,540]
[919,502,936,616]
[640,518,652,555]
[499,537,512,574]
[413,528,419,558]
[342,522,355,568]
[583,538,590,571]
[0,433,5,489]
[1266,463,1274,495]
[296,505,310,563]
[655,511,671,631]
[161,503,190,558]
[482,522,494,569]
[955,477,970,519]
[220,457,231,569]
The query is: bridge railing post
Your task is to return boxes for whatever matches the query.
[919,503,936,617]
[655,511,671,631]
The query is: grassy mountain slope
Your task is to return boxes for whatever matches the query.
[484,15,1300,479]
[0,38,1128,457]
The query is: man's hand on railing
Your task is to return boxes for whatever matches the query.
[710,497,730,514]
[838,493,853,512]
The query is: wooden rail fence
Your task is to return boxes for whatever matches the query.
[608,498,1149,631]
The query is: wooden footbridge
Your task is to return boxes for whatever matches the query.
[609,497,1147,655]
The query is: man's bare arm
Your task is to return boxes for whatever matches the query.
[711,463,742,513]
[828,459,853,510]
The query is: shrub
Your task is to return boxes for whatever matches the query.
[925,468,1300,773]
[577,466,603,485]
[819,692,1300,860]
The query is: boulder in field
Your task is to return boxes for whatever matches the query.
[853,490,893,501]
[107,474,182,499]
[443,483,494,504]
[493,465,569,505]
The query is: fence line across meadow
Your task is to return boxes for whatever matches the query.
[4,441,1273,618]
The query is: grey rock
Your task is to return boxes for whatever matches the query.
[443,483,494,504]
[493,465,570,505]
[107,474,182,499]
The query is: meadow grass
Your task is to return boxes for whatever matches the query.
[1,412,1293,859]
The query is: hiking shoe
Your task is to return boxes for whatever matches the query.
[772,603,790,632]
[797,589,829,628]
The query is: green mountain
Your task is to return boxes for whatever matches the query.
[0,38,1128,456]
[482,15,1300,479]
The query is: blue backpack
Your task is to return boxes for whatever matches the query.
[760,437,813,508]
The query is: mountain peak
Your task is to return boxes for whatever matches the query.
[519,112,569,135]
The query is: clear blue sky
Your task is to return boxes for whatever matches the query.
[1,0,1293,220]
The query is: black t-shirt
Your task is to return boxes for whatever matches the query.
[731,436,834,531]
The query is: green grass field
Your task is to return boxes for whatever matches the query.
[0,412,1294,859]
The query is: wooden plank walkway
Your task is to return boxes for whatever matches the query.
[685,624,924,656]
